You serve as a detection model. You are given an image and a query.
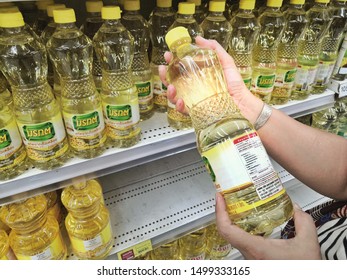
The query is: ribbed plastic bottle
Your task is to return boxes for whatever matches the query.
[0,11,69,170]
[187,0,207,24]
[121,0,154,121]
[0,211,10,233]
[0,100,27,181]
[311,0,347,94]
[291,0,331,100]
[0,230,16,260]
[251,0,285,103]
[205,223,232,260]
[41,3,66,91]
[32,0,54,36]
[93,6,141,148]
[61,180,113,260]
[45,190,62,225]
[178,228,206,260]
[47,8,107,159]
[0,194,67,260]
[151,239,179,260]
[200,1,232,50]
[336,96,347,138]
[271,0,308,105]
[165,27,293,235]
[311,107,338,133]
[80,0,104,92]
[149,0,176,112]
[0,72,12,107]
[228,0,259,90]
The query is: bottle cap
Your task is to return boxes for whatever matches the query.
[178,2,195,14]
[86,1,103,13]
[53,8,76,24]
[157,0,172,8]
[47,4,66,18]
[187,0,202,6]
[165,26,191,50]
[239,0,256,10]
[267,0,283,7]
[209,1,225,12]
[124,0,140,11]
[0,6,19,13]
[315,0,330,3]
[101,6,122,20]
[0,11,25,28]
[0,2,15,7]
[36,0,55,10]
[289,0,305,4]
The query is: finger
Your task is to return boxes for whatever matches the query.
[176,98,189,115]
[164,51,173,64]
[292,204,318,241]
[167,84,178,103]
[158,65,169,86]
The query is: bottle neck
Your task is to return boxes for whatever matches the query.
[68,202,102,220]
[265,6,281,13]
[87,11,101,18]
[123,10,140,16]
[0,25,25,35]
[208,11,225,17]
[238,8,254,14]
[288,3,304,10]
[56,22,78,30]
[177,13,195,20]
[314,2,328,8]
[12,212,47,235]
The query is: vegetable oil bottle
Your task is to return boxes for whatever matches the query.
[271,0,307,105]
[93,6,141,148]
[187,0,207,24]
[179,228,206,260]
[0,212,10,233]
[0,230,16,260]
[0,10,69,170]
[121,0,154,121]
[0,100,27,181]
[41,3,66,93]
[61,179,114,260]
[311,0,347,94]
[200,1,232,50]
[205,223,232,259]
[47,8,107,158]
[0,72,12,107]
[311,107,338,132]
[80,0,104,92]
[228,0,259,90]
[45,190,62,225]
[0,194,67,260]
[336,96,347,138]
[33,0,54,36]
[251,0,285,103]
[165,27,293,235]
[291,0,331,100]
[151,239,179,260]
[149,0,176,112]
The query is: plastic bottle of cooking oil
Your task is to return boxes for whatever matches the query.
[187,0,207,24]
[151,239,179,260]
[41,3,66,92]
[61,179,113,260]
[165,27,293,235]
[228,0,259,90]
[0,10,69,170]
[93,6,141,148]
[80,0,104,92]
[0,194,67,260]
[271,0,308,105]
[0,72,12,107]
[149,0,176,112]
[121,0,154,121]
[179,228,206,260]
[33,0,54,36]
[47,8,107,158]
[200,1,232,50]
[0,212,10,233]
[214,0,233,20]
[336,96,347,138]
[311,107,338,132]
[0,230,16,260]
[45,190,62,225]
[205,223,232,259]
[311,0,347,94]
[251,0,285,103]
[0,100,27,181]
[291,0,331,100]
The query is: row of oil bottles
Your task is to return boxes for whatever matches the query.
[0,178,233,260]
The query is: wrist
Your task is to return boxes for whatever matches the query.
[237,92,264,125]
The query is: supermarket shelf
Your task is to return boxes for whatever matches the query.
[0,90,334,205]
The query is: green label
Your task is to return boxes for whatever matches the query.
[136,82,151,97]
[243,78,252,89]
[284,69,296,83]
[0,129,11,149]
[202,156,216,182]
[256,75,276,88]
[162,83,167,91]
[106,105,132,121]
[23,122,55,141]
[72,111,100,131]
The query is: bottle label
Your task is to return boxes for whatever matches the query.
[104,101,140,129]
[209,243,232,258]
[70,221,113,255]
[275,68,297,88]
[202,131,284,215]
[136,80,154,112]
[188,252,205,260]
[17,114,68,162]
[252,74,276,95]
[15,234,66,260]
[314,61,335,86]
[153,74,167,107]
[63,109,106,150]
[294,65,317,91]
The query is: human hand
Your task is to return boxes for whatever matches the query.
[215,193,322,260]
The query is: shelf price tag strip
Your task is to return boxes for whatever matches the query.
[117,239,153,260]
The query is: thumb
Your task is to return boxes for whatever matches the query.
[292,204,318,241]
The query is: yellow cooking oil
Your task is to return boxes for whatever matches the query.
[0,10,69,170]
[47,8,107,158]
[151,239,179,260]
[0,229,16,260]
[45,190,62,225]
[61,179,113,260]
[0,194,67,260]
[205,223,232,260]
[178,228,206,260]
[0,72,12,107]
[93,6,141,148]
[165,27,293,235]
